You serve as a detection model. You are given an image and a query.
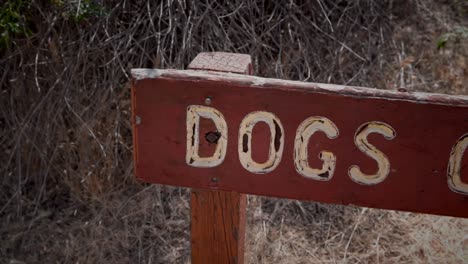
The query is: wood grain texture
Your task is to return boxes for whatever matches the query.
[188,52,250,264]
[131,68,468,218]
[191,189,247,264]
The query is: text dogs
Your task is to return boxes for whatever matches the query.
[186,105,468,195]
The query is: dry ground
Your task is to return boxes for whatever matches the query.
[1,1,467,263]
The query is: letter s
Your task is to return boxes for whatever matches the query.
[349,121,396,185]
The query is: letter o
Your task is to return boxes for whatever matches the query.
[238,111,284,174]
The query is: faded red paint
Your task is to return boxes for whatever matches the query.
[131,69,468,218]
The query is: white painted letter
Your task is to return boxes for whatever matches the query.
[186,105,227,168]
[349,121,396,185]
[294,117,339,181]
[448,134,468,195]
[238,111,284,174]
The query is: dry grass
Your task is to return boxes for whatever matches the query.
[0,0,467,263]
[247,197,468,263]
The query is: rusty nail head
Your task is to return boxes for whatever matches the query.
[211,177,219,183]
[205,96,212,105]
[135,116,141,125]
[398,88,408,93]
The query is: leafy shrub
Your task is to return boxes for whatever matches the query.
[437,26,468,49]
[52,0,107,22]
[0,0,31,50]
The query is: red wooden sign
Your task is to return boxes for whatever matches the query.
[131,68,468,218]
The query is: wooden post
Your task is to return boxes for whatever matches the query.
[188,52,252,264]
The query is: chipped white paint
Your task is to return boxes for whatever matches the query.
[238,111,284,174]
[130,68,162,80]
[252,78,266,86]
[186,105,227,168]
[162,73,467,194]
[131,68,468,107]
[294,117,339,181]
[181,105,468,195]
[448,134,468,195]
[349,122,396,185]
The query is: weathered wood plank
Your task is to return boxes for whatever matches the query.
[191,189,247,264]
[131,63,468,218]
[188,52,250,264]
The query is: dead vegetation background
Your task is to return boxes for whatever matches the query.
[0,0,467,263]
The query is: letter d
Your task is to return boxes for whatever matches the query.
[186,105,228,168]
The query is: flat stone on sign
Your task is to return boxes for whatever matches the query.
[188,52,253,74]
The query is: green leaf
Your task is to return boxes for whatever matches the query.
[437,37,447,49]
